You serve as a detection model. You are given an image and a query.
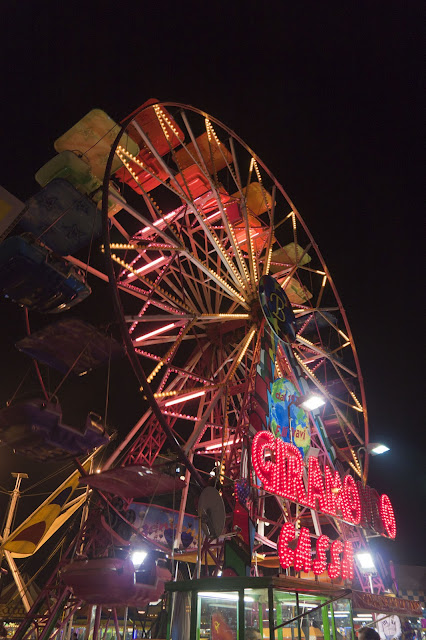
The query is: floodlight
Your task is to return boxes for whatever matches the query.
[368,443,390,455]
[355,552,376,571]
[132,550,147,566]
[298,394,326,411]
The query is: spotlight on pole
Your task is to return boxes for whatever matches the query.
[132,550,147,567]
[297,394,326,411]
[367,443,390,456]
[355,552,376,572]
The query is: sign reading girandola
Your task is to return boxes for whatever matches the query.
[251,431,396,579]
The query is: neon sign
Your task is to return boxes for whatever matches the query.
[252,431,396,576]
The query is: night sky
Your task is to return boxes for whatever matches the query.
[0,1,424,569]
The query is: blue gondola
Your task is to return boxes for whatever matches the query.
[0,398,109,461]
[19,178,102,255]
[0,234,91,313]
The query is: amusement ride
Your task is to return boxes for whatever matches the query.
[0,101,402,639]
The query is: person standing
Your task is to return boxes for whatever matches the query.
[377,616,402,640]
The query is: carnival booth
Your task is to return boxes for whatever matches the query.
[166,577,424,640]
[166,575,353,640]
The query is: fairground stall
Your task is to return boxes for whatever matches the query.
[166,578,423,640]
[0,100,407,640]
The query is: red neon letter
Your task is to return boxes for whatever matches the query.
[278,522,296,569]
[324,466,342,515]
[340,475,361,524]
[379,494,396,539]
[252,431,276,493]
[294,527,312,573]
[313,534,330,575]
[283,443,307,504]
[327,540,343,579]
[307,457,327,510]
[341,541,354,580]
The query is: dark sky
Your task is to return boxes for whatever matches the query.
[0,1,424,567]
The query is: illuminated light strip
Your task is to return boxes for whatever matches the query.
[205,118,212,142]
[227,326,256,380]
[200,313,250,320]
[293,352,332,402]
[264,243,273,276]
[349,390,363,410]
[120,144,247,293]
[116,148,187,225]
[351,450,362,474]
[327,392,364,413]
[135,348,162,362]
[274,357,283,379]
[249,228,259,284]
[164,390,206,407]
[252,158,273,218]
[154,384,219,400]
[123,133,248,296]
[337,328,350,342]
[194,129,250,289]
[273,210,295,232]
[147,319,198,383]
[134,322,176,342]
[106,251,195,313]
[204,118,219,183]
[252,158,262,184]
[193,257,247,305]
[207,228,248,291]
[153,105,184,143]
[109,243,141,250]
[115,150,183,243]
[205,210,221,222]
[222,214,251,285]
[295,335,358,378]
[281,275,291,290]
[162,409,219,428]
[124,256,167,281]
[329,340,351,354]
[183,152,251,292]
[311,358,325,373]
[204,438,235,451]
[184,196,250,294]
[136,211,178,237]
[116,148,166,195]
[236,230,261,245]
[204,118,240,195]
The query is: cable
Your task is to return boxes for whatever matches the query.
[21,462,74,494]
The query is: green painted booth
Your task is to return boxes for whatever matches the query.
[165,576,355,640]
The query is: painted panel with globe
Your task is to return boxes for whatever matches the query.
[268,378,311,457]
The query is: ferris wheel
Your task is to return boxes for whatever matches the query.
[0,100,389,640]
[97,100,369,482]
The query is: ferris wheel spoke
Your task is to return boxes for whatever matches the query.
[125,115,253,295]
[261,186,276,278]
[112,195,182,247]
[295,335,357,378]
[182,327,256,453]
[179,111,252,289]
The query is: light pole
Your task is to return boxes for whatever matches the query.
[357,443,390,485]
[0,472,33,613]
[355,551,377,593]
